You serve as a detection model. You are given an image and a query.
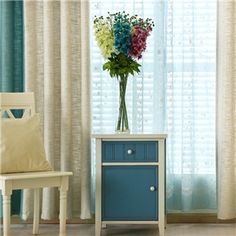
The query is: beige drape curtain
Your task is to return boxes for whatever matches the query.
[22,0,91,220]
[217,0,236,219]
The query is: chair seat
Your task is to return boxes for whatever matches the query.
[0,171,73,193]
[0,171,72,180]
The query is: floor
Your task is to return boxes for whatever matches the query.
[1,224,236,236]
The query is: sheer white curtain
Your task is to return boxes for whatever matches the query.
[165,0,216,211]
[217,0,236,219]
[22,0,91,220]
[90,0,216,211]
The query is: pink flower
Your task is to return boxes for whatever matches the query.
[129,25,152,59]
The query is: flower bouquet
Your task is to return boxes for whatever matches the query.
[94,11,154,132]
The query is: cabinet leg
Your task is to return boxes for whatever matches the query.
[102,223,107,229]
[95,222,102,236]
[3,194,11,236]
[159,221,165,236]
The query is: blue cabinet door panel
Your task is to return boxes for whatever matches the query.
[102,141,158,162]
[102,166,158,221]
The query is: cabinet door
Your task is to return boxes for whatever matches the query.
[102,166,158,221]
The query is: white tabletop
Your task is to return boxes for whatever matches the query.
[92,133,167,139]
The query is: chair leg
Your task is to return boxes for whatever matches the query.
[3,194,11,236]
[59,190,67,236]
[33,188,40,235]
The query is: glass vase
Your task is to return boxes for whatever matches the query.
[116,75,130,133]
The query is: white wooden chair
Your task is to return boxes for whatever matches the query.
[0,92,73,236]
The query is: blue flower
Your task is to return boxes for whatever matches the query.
[113,14,131,55]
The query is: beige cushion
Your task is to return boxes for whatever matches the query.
[0,114,52,174]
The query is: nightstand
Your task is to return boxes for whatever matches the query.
[93,134,167,236]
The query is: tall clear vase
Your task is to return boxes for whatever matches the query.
[116,75,130,133]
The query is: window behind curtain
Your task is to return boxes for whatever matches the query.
[90,0,216,211]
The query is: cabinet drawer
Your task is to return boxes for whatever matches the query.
[102,166,158,221]
[102,141,158,162]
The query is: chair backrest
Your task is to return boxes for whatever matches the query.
[0,92,35,119]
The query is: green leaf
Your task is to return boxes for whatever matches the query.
[103,62,110,71]
[102,52,141,78]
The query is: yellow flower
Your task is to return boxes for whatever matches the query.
[94,21,115,58]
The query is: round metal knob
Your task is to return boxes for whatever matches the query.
[150,186,156,192]
[127,149,133,155]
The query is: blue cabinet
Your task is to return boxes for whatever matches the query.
[102,166,158,221]
[93,134,167,236]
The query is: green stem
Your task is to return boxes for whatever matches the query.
[116,74,129,132]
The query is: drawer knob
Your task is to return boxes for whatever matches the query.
[150,186,156,192]
[127,149,134,155]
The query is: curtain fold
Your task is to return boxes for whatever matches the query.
[23,0,91,220]
[0,0,24,92]
[217,0,236,219]
[0,0,24,216]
